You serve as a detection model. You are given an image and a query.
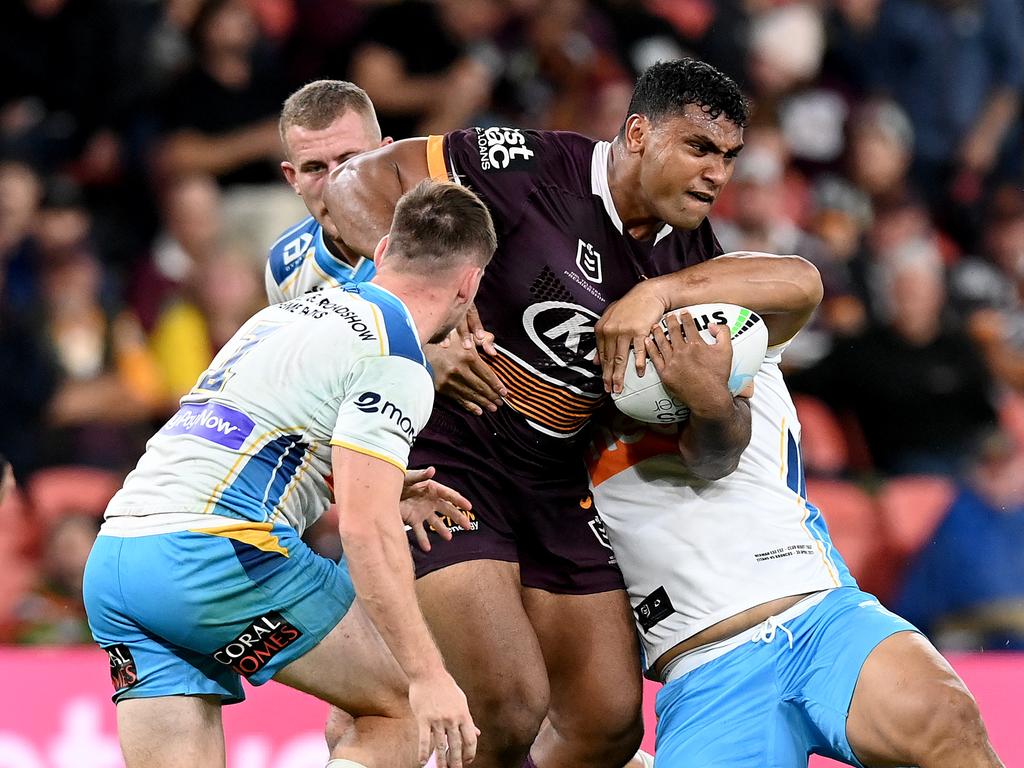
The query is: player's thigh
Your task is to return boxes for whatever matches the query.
[846,630,988,767]
[273,597,408,717]
[417,560,550,722]
[522,586,642,731]
[117,695,224,768]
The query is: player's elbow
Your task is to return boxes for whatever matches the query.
[783,255,824,312]
[336,507,379,549]
[683,449,743,482]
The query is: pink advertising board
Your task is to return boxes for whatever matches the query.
[2,648,1021,767]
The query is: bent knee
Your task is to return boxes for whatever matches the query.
[549,691,644,758]
[472,680,549,750]
[917,684,987,753]
[906,678,990,759]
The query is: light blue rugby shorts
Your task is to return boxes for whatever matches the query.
[83,522,355,703]
[654,587,919,767]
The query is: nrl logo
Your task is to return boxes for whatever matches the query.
[576,239,602,283]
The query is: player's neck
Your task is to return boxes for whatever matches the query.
[371,274,446,345]
[606,139,667,242]
[324,235,361,268]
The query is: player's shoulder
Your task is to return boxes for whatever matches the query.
[446,127,595,190]
[268,215,320,284]
[660,217,724,266]
[342,283,428,370]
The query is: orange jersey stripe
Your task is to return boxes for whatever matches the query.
[503,391,593,431]
[487,353,599,411]
[426,135,448,181]
[488,362,597,417]
[487,356,603,432]
[587,428,679,487]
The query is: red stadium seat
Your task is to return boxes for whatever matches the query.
[793,395,849,476]
[0,557,39,643]
[25,466,123,526]
[0,483,34,558]
[804,478,883,589]
[876,475,955,557]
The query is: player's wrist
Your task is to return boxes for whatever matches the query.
[638,276,673,313]
[685,389,737,421]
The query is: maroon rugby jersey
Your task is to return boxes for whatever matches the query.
[425,128,722,453]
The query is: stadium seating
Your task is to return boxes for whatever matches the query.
[793,395,849,476]
[25,466,122,527]
[804,478,887,593]
[876,475,955,558]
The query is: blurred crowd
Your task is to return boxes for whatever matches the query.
[1,0,1023,650]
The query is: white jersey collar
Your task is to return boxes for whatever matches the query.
[590,140,673,245]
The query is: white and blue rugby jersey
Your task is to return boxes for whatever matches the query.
[265,216,376,304]
[103,283,432,537]
[589,350,857,674]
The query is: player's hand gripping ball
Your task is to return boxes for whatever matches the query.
[611,303,768,423]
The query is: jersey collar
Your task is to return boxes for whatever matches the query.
[313,224,372,283]
[591,141,674,245]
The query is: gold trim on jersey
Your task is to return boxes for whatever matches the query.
[427,135,448,181]
[194,522,290,557]
[277,250,316,297]
[330,439,407,471]
[201,426,308,516]
[782,417,841,586]
[367,304,387,356]
[798,496,842,586]
[310,260,345,290]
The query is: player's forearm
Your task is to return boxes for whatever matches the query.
[339,510,447,681]
[157,123,279,177]
[676,397,751,481]
[352,46,453,112]
[642,253,823,345]
[325,139,430,260]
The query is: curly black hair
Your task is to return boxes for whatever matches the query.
[624,59,749,132]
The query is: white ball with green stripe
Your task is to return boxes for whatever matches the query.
[611,303,769,424]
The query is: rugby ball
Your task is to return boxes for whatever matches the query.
[611,303,768,423]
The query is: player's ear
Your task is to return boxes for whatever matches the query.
[372,235,389,268]
[457,266,484,305]
[623,114,647,154]
[380,136,394,147]
[281,161,300,194]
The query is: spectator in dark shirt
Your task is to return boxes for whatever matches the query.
[349,0,508,138]
[154,0,289,187]
[792,240,997,475]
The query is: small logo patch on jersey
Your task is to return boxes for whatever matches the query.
[354,392,417,438]
[636,587,674,632]
[282,233,313,266]
[476,127,535,171]
[588,513,613,550]
[213,611,302,677]
[576,240,603,284]
[106,644,140,691]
